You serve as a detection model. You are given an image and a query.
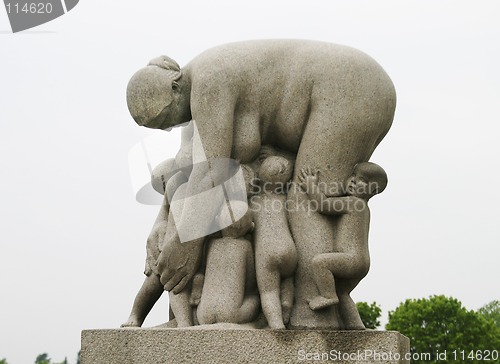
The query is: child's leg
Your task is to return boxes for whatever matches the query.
[280,276,294,325]
[122,275,164,327]
[234,293,261,324]
[223,242,260,325]
[257,267,286,329]
[169,289,193,328]
[308,253,342,310]
[337,278,365,330]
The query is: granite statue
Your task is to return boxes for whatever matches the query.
[125,39,396,329]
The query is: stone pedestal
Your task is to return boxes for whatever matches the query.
[81,328,410,364]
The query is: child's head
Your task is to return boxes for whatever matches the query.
[259,156,293,192]
[346,162,387,200]
[219,201,254,238]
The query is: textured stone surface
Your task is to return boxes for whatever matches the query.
[82,329,409,364]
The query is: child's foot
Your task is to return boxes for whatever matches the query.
[281,302,292,325]
[308,296,339,311]
[121,315,142,328]
[176,319,193,328]
[267,318,286,330]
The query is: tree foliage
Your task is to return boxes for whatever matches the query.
[0,358,8,364]
[356,301,382,329]
[386,295,500,364]
[35,353,51,364]
[478,300,500,329]
[34,353,71,364]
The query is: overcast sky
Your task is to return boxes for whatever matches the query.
[1,1,499,363]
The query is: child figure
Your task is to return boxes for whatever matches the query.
[122,122,199,328]
[196,202,260,325]
[299,162,387,329]
[251,155,297,329]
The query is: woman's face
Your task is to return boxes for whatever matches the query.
[147,101,177,130]
[132,85,190,131]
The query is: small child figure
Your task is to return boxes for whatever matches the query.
[251,155,297,329]
[299,162,387,329]
[196,202,260,325]
[122,122,198,328]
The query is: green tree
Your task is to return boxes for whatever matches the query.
[35,353,51,364]
[386,295,500,364]
[478,300,500,329]
[356,301,382,329]
[0,358,8,364]
[34,354,70,364]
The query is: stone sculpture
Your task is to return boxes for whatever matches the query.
[125,39,396,330]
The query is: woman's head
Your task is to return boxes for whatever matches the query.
[127,56,190,130]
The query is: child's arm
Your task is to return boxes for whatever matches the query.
[298,167,321,198]
[315,196,353,215]
[298,168,351,215]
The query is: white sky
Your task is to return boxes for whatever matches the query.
[1,1,499,363]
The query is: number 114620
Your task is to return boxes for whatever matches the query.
[6,2,53,14]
